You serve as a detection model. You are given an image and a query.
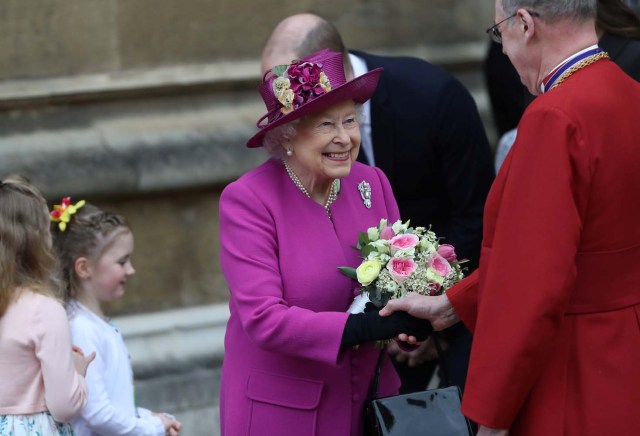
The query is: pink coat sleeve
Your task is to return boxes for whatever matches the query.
[34,297,87,422]
[219,180,349,366]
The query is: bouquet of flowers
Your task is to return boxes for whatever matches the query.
[339,218,466,313]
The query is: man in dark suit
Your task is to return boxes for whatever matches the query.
[261,13,495,393]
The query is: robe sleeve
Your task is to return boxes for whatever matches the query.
[446,269,480,332]
[460,106,584,428]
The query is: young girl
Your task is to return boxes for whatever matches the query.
[0,177,93,435]
[50,198,182,436]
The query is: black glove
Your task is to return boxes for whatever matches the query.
[341,305,432,347]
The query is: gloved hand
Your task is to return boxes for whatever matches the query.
[341,303,432,347]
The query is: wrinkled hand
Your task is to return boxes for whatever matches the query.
[154,413,182,436]
[477,425,509,436]
[72,346,96,377]
[379,293,459,332]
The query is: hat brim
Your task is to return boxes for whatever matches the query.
[246,67,383,148]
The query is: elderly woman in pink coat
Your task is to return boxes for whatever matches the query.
[219,49,430,436]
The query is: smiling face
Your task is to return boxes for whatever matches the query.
[285,99,360,192]
[84,229,135,303]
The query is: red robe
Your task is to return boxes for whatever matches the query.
[447,59,640,435]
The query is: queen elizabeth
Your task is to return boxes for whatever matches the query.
[218,49,429,435]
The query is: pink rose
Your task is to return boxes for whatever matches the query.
[389,233,419,255]
[387,258,417,284]
[428,253,452,277]
[288,62,323,97]
[379,226,396,240]
[437,244,457,263]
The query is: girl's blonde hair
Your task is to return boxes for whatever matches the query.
[51,202,129,302]
[0,176,58,316]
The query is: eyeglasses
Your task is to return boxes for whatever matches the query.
[486,13,518,44]
[486,11,539,44]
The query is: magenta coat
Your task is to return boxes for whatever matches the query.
[219,159,401,436]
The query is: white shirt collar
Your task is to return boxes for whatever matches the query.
[539,44,599,93]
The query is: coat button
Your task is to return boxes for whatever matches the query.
[352,393,360,402]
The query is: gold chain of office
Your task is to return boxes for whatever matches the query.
[549,52,610,91]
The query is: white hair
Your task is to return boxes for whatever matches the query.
[500,0,597,22]
[262,120,301,159]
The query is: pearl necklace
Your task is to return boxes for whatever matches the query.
[283,160,339,218]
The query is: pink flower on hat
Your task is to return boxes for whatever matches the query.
[270,60,332,114]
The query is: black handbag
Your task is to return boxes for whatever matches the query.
[364,334,474,436]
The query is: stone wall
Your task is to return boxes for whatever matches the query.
[0,0,493,80]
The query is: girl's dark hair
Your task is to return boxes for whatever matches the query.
[51,202,129,302]
[597,0,640,39]
[0,176,58,316]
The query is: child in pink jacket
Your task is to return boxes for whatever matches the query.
[0,176,93,435]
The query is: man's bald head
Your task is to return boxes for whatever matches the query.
[261,13,351,76]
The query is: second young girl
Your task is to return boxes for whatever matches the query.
[51,198,182,436]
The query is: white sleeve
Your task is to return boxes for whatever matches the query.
[70,318,165,436]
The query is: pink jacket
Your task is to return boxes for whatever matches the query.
[0,290,87,422]
[219,159,401,436]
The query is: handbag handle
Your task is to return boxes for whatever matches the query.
[368,332,452,400]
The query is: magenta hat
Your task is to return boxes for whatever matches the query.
[246,49,382,148]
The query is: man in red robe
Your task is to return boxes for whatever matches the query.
[381,1,640,434]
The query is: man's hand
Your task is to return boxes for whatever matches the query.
[379,293,459,333]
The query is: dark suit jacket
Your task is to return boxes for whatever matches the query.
[600,33,640,82]
[353,51,495,272]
